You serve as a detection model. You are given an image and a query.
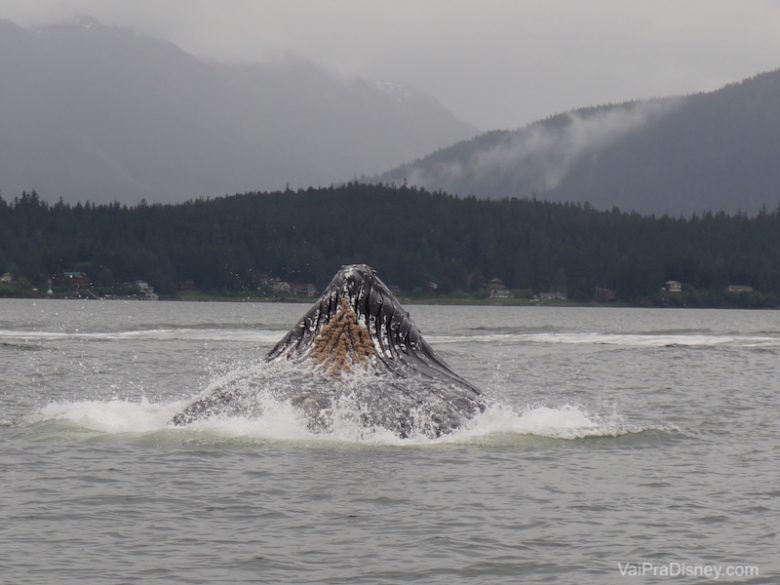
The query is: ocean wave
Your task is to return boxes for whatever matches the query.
[430,332,779,348]
[0,328,287,344]
[2,326,776,349]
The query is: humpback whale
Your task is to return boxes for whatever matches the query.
[171,264,485,437]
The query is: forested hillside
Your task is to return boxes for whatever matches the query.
[2,185,780,306]
[379,69,780,216]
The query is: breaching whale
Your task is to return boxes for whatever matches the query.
[171,264,485,437]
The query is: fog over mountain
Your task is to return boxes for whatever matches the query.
[0,17,476,204]
[379,70,780,215]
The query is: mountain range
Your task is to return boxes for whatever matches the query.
[0,17,476,204]
[379,70,780,215]
[3,16,780,215]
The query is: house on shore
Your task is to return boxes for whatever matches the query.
[61,271,91,291]
[485,277,512,299]
[662,280,682,294]
[290,283,318,297]
[258,275,292,296]
[51,271,98,299]
[135,280,159,300]
[271,281,291,295]
[594,287,618,302]
[726,285,753,294]
[538,291,567,301]
[64,271,90,289]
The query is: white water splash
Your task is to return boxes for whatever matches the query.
[32,398,182,433]
[451,403,649,441]
[27,396,666,445]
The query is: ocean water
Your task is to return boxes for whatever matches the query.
[1,299,777,584]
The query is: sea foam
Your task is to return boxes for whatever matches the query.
[28,395,665,446]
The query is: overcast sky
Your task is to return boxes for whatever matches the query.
[3,0,780,129]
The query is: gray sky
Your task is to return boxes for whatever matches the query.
[3,0,780,129]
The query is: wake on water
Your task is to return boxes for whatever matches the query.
[25,361,673,446]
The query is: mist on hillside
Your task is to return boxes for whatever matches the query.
[0,17,476,204]
[403,99,682,196]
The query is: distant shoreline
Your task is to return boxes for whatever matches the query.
[5,185,780,311]
[174,294,778,310]
[1,291,775,310]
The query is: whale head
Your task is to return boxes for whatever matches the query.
[267,264,479,392]
[171,264,484,436]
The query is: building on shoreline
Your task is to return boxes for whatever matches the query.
[485,277,512,299]
[135,280,159,300]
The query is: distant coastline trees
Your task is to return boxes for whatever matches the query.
[1,184,779,306]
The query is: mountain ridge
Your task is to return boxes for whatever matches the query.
[0,18,476,204]
[378,69,780,215]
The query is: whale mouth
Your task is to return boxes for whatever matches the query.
[171,264,484,437]
[266,264,481,392]
[310,297,377,378]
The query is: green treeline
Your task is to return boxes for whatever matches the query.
[2,184,780,306]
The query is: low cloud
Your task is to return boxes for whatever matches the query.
[406,98,683,195]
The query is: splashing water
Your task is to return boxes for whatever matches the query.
[26,361,671,445]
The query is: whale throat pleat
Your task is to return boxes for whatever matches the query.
[310,297,376,377]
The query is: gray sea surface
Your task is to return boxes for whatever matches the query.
[0,299,777,584]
